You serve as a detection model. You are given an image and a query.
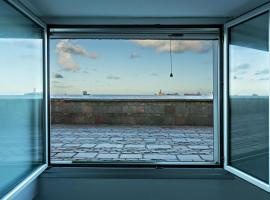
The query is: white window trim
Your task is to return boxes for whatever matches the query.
[1,0,49,199]
[223,2,270,192]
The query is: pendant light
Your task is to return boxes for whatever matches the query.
[169,40,173,77]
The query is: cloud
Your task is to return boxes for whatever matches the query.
[151,73,159,76]
[130,52,140,59]
[255,68,269,75]
[53,85,73,89]
[51,80,61,84]
[132,40,211,53]
[53,73,64,79]
[56,40,97,71]
[107,75,120,80]
[232,64,250,78]
[233,75,244,80]
[259,77,269,81]
[233,64,250,72]
[76,70,89,74]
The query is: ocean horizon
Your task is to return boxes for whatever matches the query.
[0,94,269,100]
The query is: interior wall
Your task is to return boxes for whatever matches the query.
[35,171,270,200]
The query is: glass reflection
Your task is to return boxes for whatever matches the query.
[229,12,269,183]
[0,1,44,197]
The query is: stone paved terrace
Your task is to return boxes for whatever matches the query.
[51,125,214,164]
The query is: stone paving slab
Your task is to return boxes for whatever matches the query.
[75,152,97,158]
[144,154,177,160]
[97,153,119,159]
[51,125,214,163]
[81,144,96,148]
[177,155,203,162]
[120,154,142,159]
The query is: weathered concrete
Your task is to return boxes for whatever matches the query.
[51,99,213,126]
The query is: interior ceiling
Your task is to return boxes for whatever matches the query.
[21,0,269,18]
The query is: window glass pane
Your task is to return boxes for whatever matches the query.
[0,1,45,197]
[50,38,217,165]
[228,12,269,183]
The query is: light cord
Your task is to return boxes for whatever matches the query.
[169,40,173,77]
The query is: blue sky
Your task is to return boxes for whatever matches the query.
[229,44,269,96]
[50,39,214,95]
[0,38,43,95]
[0,38,268,96]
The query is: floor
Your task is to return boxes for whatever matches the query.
[51,125,214,164]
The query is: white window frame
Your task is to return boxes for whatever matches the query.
[223,3,270,192]
[49,27,221,166]
[1,0,49,199]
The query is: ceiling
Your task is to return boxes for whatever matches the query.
[21,0,269,17]
[19,0,269,24]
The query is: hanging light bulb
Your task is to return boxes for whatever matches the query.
[169,40,173,77]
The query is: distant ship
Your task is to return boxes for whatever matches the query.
[155,90,179,96]
[24,88,42,96]
[82,90,90,95]
[155,89,165,96]
[24,92,42,96]
[184,92,202,96]
[166,92,179,95]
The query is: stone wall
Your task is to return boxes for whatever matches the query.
[51,99,213,126]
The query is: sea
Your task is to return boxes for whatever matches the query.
[50,94,213,100]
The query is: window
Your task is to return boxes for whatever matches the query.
[224,5,270,192]
[229,12,269,183]
[0,1,47,198]
[49,29,220,165]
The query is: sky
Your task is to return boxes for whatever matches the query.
[0,38,43,95]
[0,38,269,96]
[49,39,214,96]
[229,44,269,96]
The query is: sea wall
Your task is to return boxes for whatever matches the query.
[51,98,213,126]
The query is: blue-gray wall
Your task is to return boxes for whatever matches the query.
[35,168,270,200]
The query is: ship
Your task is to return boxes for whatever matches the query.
[82,90,90,95]
[184,92,202,96]
[24,88,42,96]
[155,89,165,96]
[166,92,179,95]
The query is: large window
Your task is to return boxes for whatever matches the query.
[0,1,46,198]
[49,32,219,165]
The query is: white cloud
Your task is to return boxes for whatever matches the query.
[151,73,159,76]
[56,40,97,71]
[107,75,120,80]
[130,52,140,59]
[259,77,269,81]
[132,40,211,53]
[233,64,250,72]
[255,68,269,75]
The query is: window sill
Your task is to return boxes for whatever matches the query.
[40,167,233,180]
